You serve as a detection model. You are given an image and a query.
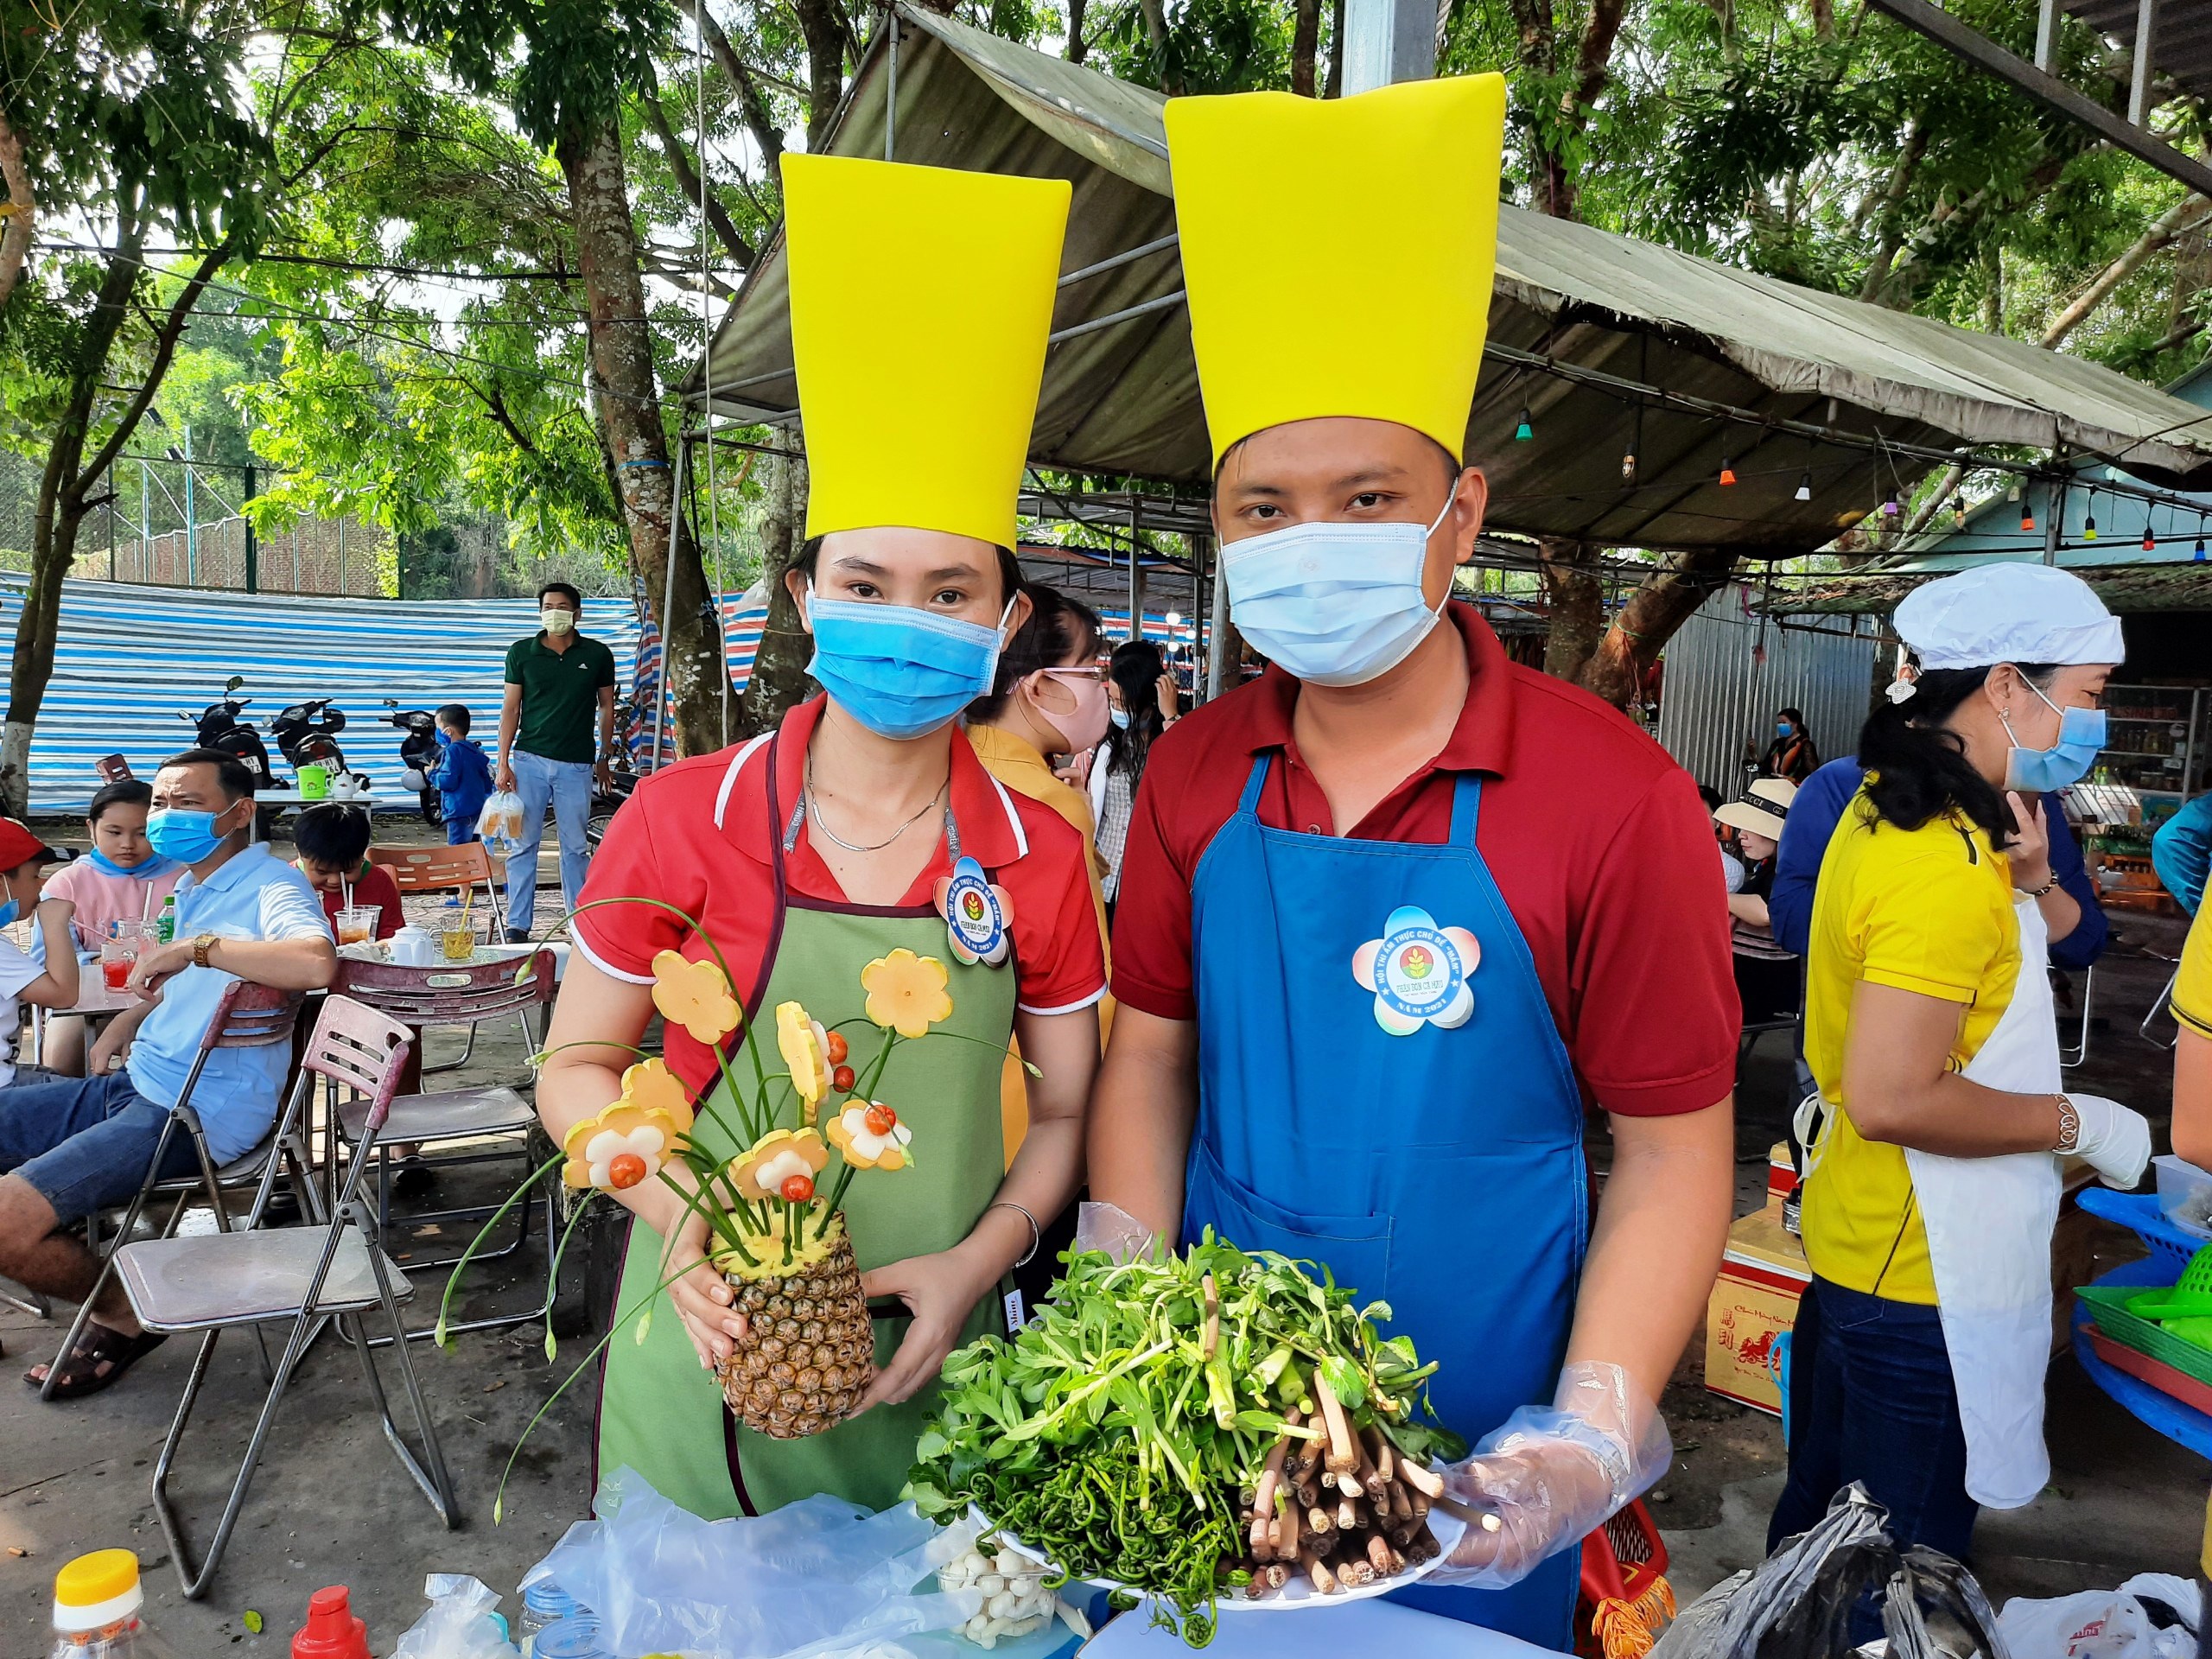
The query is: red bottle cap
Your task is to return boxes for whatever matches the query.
[293,1586,370,1659]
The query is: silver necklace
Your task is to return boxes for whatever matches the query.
[804,762,946,854]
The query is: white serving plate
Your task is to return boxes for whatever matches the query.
[971,1502,1466,1614]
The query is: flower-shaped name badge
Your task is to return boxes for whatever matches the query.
[934,854,1010,967]
[1352,904,1481,1036]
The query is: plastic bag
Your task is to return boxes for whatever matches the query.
[1649,1485,2012,1659]
[1997,1574,2200,1658]
[391,1575,518,1658]
[520,1465,984,1658]
[479,790,527,858]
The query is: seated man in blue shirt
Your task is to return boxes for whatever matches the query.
[2152,791,2212,917]
[1770,755,2108,969]
[0,748,337,1399]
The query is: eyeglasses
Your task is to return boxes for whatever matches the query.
[1041,665,1108,684]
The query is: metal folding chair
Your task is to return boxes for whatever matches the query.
[2059,965,2096,1068]
[2143,961,2183,1051]
[113,995,455,1598]
[366,842,508,1071]
[40,981,313,1402]
[328,950,558,1338]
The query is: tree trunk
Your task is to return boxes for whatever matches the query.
[742,442,817,734]
[1325,0,1345,95]
[792,0,852,152]
[1812,0,1834,37]
[1574,547,1737,710]
[638,89,754,268]
[1291,0,1322,96]
[1067,0,1090,63]
[0,105,33,312]
[556,116,721,759]
[2042,193,2212,348]
[696,9,786,176]
[1537,538,1605,683]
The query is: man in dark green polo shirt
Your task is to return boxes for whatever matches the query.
[496,582,617,939]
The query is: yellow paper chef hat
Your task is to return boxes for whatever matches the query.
[1164,74,1506,467]
[781,154,1071,548]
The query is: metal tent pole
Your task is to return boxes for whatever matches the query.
[653,435,690,772]
[1207,537,1231,698]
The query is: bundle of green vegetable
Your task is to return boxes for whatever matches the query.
[902,1231,1466,1646]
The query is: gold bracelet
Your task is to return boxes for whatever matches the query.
[2052,1093,2081,1154]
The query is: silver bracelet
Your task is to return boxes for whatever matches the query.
[988,1200,1040,1268]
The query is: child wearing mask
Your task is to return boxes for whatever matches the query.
[35,782,182,1077]
[0,820,80,1090]
[292,804,403,940]
[429,703,494,846]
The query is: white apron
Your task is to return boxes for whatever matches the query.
[1903,896,2061,1510]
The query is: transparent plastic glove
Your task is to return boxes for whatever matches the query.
[1073,1199,1160,1265]
[2069,1094,2152,1189]
[1432,1360,1671,1590]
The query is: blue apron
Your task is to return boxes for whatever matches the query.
[1181,758,1588,1650]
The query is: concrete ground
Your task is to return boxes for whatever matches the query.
[0,812,2203,1649]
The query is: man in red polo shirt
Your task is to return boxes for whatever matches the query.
[1087,78,1737,1649]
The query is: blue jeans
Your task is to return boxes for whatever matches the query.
[507,748,594,933]
[1769,1276,1979,1636]
[0,1071,197,1219]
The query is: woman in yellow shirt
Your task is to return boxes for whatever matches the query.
[1768,563,2148,1603]
[963,584,1115,1306]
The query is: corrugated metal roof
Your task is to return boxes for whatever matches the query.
[689,5,2212,562]
[2072,0,2212,105]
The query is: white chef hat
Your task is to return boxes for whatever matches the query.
[1891,563,2124,671]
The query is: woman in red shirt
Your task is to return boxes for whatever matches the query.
[538,153,1103,1521]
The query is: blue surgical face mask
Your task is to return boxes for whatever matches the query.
[146,804,239,864]
[83,847,175,880]
[0,895,18,928]
[1109,708,1132,730]
[2001,677,2107,793]
[804,588,1013,741]
[1220,493,1456,687]
[1777,721,1793,737]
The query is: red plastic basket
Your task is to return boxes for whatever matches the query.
[1577,1498,1676,1658]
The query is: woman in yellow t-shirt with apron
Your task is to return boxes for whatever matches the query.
[1767,563,2149,1606]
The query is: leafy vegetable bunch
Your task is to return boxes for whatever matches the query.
[902,1231,1464,1644]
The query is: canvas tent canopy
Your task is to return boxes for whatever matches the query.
[689,5,2212,561]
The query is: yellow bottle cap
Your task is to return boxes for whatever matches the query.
[54,1548,142,1614]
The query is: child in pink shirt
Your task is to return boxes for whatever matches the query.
[35,780,181,1074]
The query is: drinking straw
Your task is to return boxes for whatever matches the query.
[342,875,353,913]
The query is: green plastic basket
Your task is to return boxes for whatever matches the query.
[2078,1283,2212,1389]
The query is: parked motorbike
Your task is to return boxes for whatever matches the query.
[382,698,443,827]
[175,675,278,836]
[268,696,369,791]
[586,694,640,849]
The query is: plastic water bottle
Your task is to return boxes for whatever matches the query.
[289,1586,370,1659]
[515,1582,594,1656]
[49,1549,178,1657]
[155,894,178,946]
[531,1622,607,1659]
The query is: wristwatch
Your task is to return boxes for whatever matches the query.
[191,931,219,970]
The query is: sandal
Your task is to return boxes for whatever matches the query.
[23,1321,166,1400]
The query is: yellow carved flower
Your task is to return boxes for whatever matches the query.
[652,950,740,1045]
[860,949,952,1040]
[825,1099,914,1172]
[618,1056,696,1136]
[776,1001,830,1109]
[562,1102,681,1191]
[731,1127,830,1202]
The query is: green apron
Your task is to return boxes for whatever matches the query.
[596,740,1018,1518]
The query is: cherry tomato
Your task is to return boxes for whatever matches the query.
[607,1152,649,1191]
[824,1031,849,1065]
[780,1173,817,1204]
[863,1103,898,1136]
[832,1064,856,1093]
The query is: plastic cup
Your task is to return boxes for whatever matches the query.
[100,939,132,991]
[334,906,378,946]
[440,915,480,963]
[299,764,331,800]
